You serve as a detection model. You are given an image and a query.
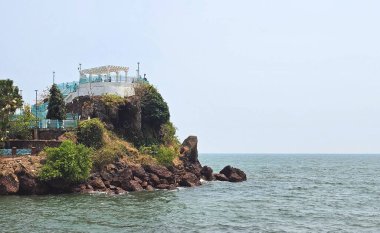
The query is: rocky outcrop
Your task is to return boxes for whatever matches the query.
[219,166,247,182]
[0,136,247,195]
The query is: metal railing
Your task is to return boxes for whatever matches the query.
[0,149,32,156]
[37,119,78,129]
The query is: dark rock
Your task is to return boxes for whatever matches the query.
[214,173,229,181]
[131,165,147,180]
[159,179,169,185]
[180,136,199,163]
[122,180,143,192]
[219,166,247,182]
[115,187,126,194]
[201,166,214,181]
[179,172,200,187]
[89,177,106,190]
[0,173,19,194]
[141,181,148,188]
[148,173,160,186]
[144,165,172,179]
[156,184,170,190]
[133,176,143,183]
[146,185,154,191]
[100,171,113,181]
[18,174,48,195]
[119,168,133,180]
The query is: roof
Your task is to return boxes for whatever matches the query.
[80,65,129,75]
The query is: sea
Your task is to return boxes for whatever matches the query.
[0,154,379,233]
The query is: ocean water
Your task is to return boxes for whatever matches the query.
[0,154,379,233]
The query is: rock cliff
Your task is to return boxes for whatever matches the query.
[0,136,247,195]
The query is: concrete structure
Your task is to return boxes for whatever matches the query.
[32,64,147,119]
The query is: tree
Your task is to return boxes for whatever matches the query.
[46,84,66,120]
[0,79,22,141]
[138,84,170,128]
[8,105,36,140]
[135,84,170,145]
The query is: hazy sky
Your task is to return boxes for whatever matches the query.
[1,0,380,153]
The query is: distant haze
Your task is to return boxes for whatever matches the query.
[1,0,380,153]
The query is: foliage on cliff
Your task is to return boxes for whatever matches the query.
[0,79,23,142]
[46,84,66,120]
[77,118,105,149]
[39,141,93,183]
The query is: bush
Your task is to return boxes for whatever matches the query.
[140,144,178,166]
[39,141,93,183]
[92,143,126,169]
[137,84,170,128]
[77,118,105,149]
[100,94,125,108]
[160,122,180,147]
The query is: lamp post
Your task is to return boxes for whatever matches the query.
[35,90,38,129]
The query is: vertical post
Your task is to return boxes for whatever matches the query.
[53,71,55,84]
[35,90,38,128]
[137,62,140,79]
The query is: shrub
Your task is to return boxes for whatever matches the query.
[137,84,170,128]
[156,145,178,166]
[160,122,180,147]
[100,94,125,108]
[140,144,178,166]
[39,141,93,183]
[92,143,126,169]
[77,118,105,149]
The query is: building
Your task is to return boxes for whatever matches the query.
[32,64,147,120]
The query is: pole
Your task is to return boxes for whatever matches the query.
[137,62,140,79]
[53,71,55,84]
[35,90,38,128]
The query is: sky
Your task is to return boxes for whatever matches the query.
[1,0,380,153]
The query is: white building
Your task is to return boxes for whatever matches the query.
[64,65,146,103]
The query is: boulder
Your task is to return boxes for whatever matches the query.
[144,165,172,180]
[123,180,143,192]
[179,172,200,187]
[131,165,147,180]
[0,173,19,194]
[180,136,199,163]
[146,185,154,191]
[219,166,247,182]
[214,173,229,181]
[18,174,48,195]
[148,173,160,186]
[200,166,214,181]
[156,184,170,190]
[89,177,106,190]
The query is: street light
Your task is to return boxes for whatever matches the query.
[35,90,38,129]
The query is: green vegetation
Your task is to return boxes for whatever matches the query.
[39,141,93,183]
[139,84,170,128]
[8,105,36,140]
[160,122,180,147]
[46,84,66,120]
[140,144,178,166]
[100,94,125,108]
[135,84,170,146]
[0,79,23,143]
[77,118,105,149]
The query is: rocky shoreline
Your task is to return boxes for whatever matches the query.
[0,136,246,195]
